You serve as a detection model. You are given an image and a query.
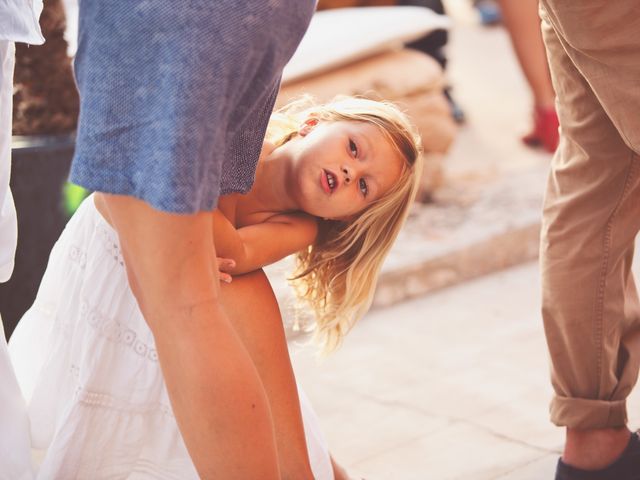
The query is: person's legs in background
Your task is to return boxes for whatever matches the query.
[539,1,640,477]
[399,0,466,124]
[401,0,557,140]
[400,0,447,68]
[498,0,558,152]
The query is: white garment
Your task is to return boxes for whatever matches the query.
[0,0,44,279]
[0,310,34,480]
[0,4,43,478]
[0,0,44,44]
[9,195,334,480]
[0,40,17,283]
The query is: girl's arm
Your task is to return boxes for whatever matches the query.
[212,210,318,275]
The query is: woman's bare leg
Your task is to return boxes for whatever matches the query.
[220,270,314,480]
[499,0,555,109]
[499,0,559,151]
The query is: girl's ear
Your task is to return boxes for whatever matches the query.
[298,117,319,137]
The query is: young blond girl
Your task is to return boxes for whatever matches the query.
[9,96,422,479]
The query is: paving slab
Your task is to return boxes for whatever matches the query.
[291,256,640,479]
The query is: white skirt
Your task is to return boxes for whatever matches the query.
[9,195,333,480]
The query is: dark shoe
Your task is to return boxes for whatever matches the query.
[443,88,465,125]
[555,432,640,480]
[522,105,559,153]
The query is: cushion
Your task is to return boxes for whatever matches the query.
[282,6,450,84]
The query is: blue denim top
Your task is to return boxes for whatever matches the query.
[70,0,315,213]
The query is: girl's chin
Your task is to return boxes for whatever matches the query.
[300,198,331,219]
[302,205,326,219]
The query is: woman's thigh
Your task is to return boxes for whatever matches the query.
[219,270,315,473]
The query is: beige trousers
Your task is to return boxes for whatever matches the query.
[539,0,640,429]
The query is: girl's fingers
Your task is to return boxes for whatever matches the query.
[216,257,236,271]
[215,258,234,283]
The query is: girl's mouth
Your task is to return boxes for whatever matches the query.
[321,169,338,194]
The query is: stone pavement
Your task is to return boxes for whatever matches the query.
[290,258,640,479]
[292,261,558,479]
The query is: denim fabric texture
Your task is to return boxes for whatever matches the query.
[70,0,315,213]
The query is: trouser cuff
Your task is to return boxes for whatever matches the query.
[551,395,627,429]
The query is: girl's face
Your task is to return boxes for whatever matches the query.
[287,119,405,220]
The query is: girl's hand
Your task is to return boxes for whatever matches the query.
[216,257,236,284]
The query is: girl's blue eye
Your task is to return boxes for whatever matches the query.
[349,139,358,157]
[359,178,368,197]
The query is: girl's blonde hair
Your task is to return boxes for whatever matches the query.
[268,95,423,353]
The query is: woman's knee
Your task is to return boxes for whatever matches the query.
[220,269,281,322]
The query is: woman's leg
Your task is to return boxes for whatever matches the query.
[499,0,559,152]
[499,0,555,109]
[540,1,640,473]
[219,270,316,480]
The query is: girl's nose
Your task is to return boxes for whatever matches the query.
[341,165,353,184]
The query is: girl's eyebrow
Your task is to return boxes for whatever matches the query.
[355,131,372,158]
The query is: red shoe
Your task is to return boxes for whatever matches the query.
[522,106,559,153]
